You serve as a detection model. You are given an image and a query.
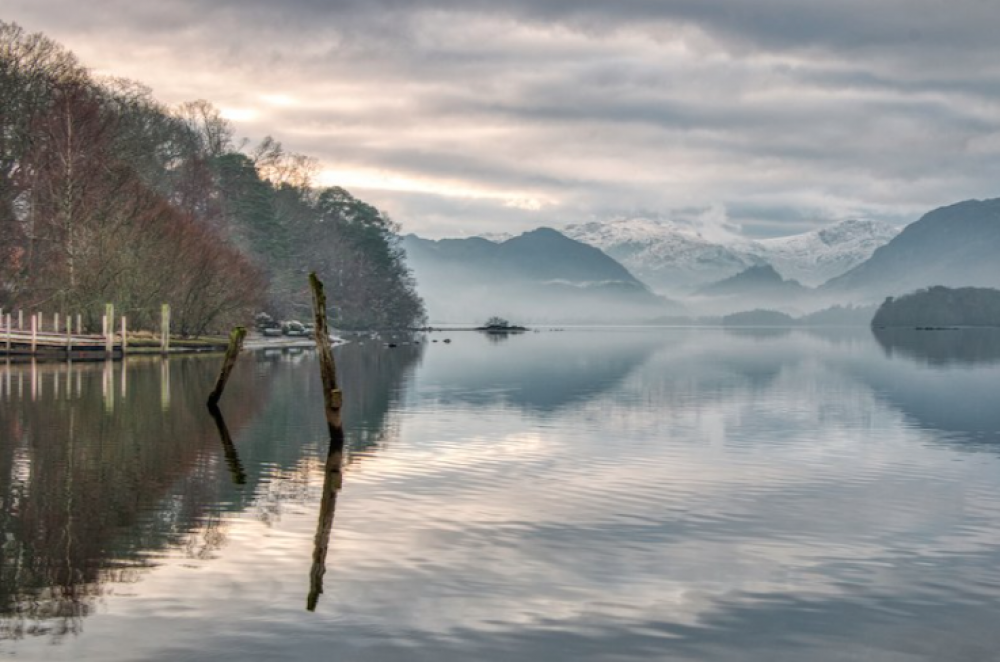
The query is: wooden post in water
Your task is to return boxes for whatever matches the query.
[309,272,343,432]
[161,304,171,354]
[305,272,347,611]
[105,304,114,357]
[66,315,72,357]
[76,313,82,336]
[17,310,22,330]
[121,316,128,356]
[207,326,247,408]
[30,314,37,354]
[5,313,10,354]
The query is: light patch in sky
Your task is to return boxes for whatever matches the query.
[6,0,1000,238]
[317,167,555,210]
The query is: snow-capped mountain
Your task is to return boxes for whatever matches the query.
[747,220,902,286]
[563,217,901,293]
[562,218,762,293]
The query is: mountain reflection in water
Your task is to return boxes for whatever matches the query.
[2,329,1000,662]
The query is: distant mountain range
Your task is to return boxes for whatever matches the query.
[405,197,1000,322]
[825,199,1000,300]
[401,228,678,323]
[562,218,900,293]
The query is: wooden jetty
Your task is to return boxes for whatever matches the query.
[1,309,126,360]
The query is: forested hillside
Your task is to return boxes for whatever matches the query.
[0,22,424,333]
[871,286,1000,328]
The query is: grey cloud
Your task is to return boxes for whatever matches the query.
[6,0,1000,237]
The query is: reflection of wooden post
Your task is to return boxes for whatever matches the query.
[208,404,247,485]
[307,428,345,611]
[160,358,171,411]
[161,304,171,354]
[207,326,246,408]
[309,273,343,432]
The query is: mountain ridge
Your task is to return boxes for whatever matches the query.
[562,217,901,292]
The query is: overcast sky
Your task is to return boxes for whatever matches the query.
[8,1,1000,238]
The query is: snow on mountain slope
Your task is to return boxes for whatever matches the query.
[748,220,902,286]
[563,217,901,292]
[562,218,762,293]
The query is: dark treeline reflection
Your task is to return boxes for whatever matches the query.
[873,327,1000,366]
[0,340,421,641]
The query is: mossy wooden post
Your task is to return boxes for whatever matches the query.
[309,272,343,432]
[104,303,114,357]
[207,326,247,408]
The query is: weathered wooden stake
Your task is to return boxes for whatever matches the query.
[105,304,114,356]
[161,304,171,354]
[54,313,60,334]
[5,313,10,354]
[76,314,82,336]
[17,310,23,330]
[121,316,128,355]
[207,326,247,408]
[309,272,343,431]
[30,314,37,354]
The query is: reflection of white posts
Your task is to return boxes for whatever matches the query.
[103,358,114,413]
[160,358,171,411]
[161,304,171,354]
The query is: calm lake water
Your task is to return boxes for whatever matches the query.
[3,327,1000,661]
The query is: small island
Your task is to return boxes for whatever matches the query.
[475,316,529,333]
[872,286,1000,328]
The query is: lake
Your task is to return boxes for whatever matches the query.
[2,327,1000,661]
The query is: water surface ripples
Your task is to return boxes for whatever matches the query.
[2,328,1000,660]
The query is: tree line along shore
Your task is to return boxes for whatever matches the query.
[0,21,426,338]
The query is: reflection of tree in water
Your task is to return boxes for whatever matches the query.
[0,343,421,640]
[0,357,266,640]
[873,327,1000,366]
